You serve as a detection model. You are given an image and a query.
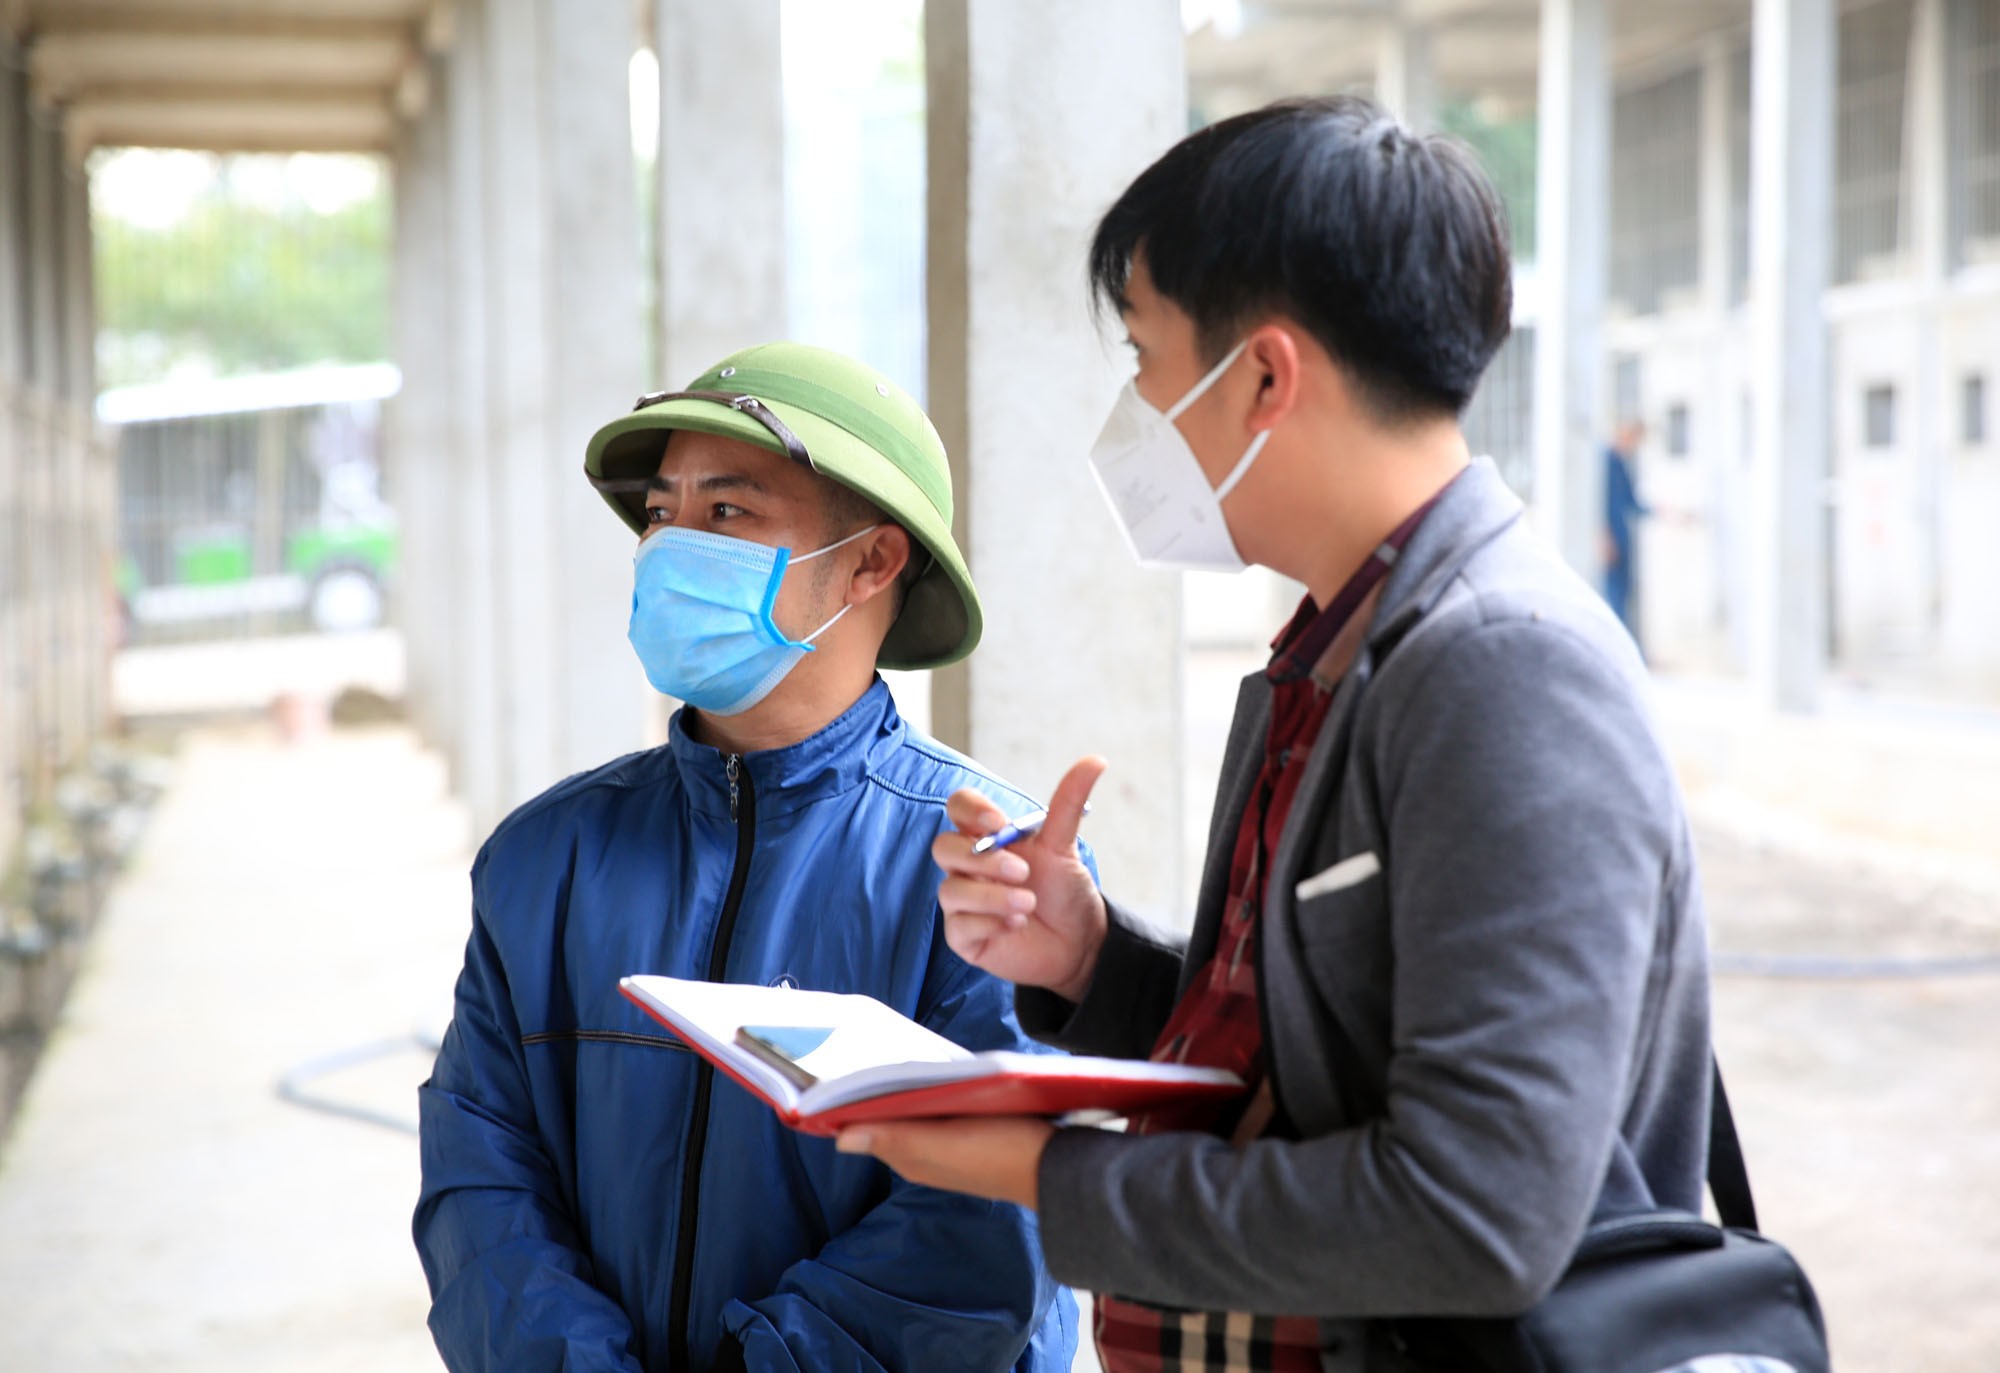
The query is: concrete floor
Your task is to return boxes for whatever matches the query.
[0,723,466,1373]
[1699,827,2000,1373]
[0,695,1995,1370]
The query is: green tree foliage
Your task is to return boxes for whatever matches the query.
[94,188,390,387]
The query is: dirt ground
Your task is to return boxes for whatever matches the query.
[1697,826,2000,1372]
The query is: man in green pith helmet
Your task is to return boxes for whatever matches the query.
[415,342,1082,1373]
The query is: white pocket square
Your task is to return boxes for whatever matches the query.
[1295,851,1382,902]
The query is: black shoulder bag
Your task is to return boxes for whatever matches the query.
[1388,1062,1831,1373]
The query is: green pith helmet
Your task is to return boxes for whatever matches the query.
[582,342,979,670]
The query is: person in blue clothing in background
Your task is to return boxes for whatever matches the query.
[1602,417,1651,642]
[414,342,1081,1373]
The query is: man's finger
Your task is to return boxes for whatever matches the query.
[932,831,1032,883]
[836,1121,894,1156]
[939,875,1036,918]
[942,910,1021,965]
[946,787,1009,837]
[1035,756,1107,854]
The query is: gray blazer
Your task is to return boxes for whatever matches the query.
[1024,460,1712,1355]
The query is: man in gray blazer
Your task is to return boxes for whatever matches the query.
[838,95,1713,1371]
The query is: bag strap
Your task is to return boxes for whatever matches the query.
[1707,1055,1760,1233]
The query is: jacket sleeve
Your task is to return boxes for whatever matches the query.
[1013,897,1188,1057]
[1033,618,1679,1319]
[414,901,645,1373]
[718,956,1072,1372]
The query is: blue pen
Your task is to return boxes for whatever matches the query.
[970,804,1090,855]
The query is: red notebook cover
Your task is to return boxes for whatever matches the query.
[619,980,1245,1136]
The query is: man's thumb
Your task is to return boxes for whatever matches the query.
[1038,756,1107,853]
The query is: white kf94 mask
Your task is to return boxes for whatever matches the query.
[1086,338,1270,573]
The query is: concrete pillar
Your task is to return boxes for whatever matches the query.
[0,49,23,385]
[1906,0,1950,281]
[1905,0,1949,637]
[480,0,563,807]
[1531,0,1611,578]
[1376,20,1438,132]
[25,115,62,396]
[0,50,25,862]
[443,0,507,829]
[926,0,1187,926]
[423,0,647,832]
[1697,37,1751,674]
[61,159,93,408]
[392,63,455,756]
[0,379,14,858]
[58,157,98,758]
[540,0,648,777]
[1698,35,1736,316]
[23,117,64,782]
[1747,0,1835,711]
[654,0,786,388]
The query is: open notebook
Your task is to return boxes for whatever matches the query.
[619,974,1244,1136]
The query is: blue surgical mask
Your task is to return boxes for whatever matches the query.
[628,524,877,716]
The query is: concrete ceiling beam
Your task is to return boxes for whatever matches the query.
[1401,0,1539,26]
[1188,0,1759,109]
[31,28,411,102]
[65,92,395,155]
[27,0,425,25]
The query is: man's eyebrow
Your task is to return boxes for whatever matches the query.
[646,472,769,495]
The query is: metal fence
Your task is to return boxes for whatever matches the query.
[1954,0,2000,260]
[1612,67,1703,316]
[1462,324,1537,501]
[1837,0,1916,283]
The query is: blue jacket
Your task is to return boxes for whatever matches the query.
[1603,445,1650,565]
[415,680,1080,1372]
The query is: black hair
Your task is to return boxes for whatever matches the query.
[1089,95,1513,424]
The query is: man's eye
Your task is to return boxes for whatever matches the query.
[644,506,670,525]
[712,503,747,520]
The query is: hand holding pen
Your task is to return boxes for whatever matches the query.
[932,757,1110,1004]
[969,803,1092,855]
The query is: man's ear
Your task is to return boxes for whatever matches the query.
[848,524,913,606]
[1244,323,1302,436]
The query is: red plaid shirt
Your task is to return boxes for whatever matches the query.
[1095,499,1437,1373]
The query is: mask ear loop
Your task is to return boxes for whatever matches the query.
[1213,429,1272,502]
[787,522,881,565]
[1163,339,1251,423]
[782,522,882,650]
[1160,339,1269,503]
[799,602,854,647]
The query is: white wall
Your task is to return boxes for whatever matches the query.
[1611,278,2000,695]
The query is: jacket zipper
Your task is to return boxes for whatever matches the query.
[668,752,757,1368]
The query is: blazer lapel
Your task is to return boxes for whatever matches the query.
[1180,670,1272,996]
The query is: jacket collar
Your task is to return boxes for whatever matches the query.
[668,677,898,821]
[1364,457,1524,658]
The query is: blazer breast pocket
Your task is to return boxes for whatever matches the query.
[1286,850,1394,1093]
[1294,850,1380,902]
[1289,850,1390,974]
